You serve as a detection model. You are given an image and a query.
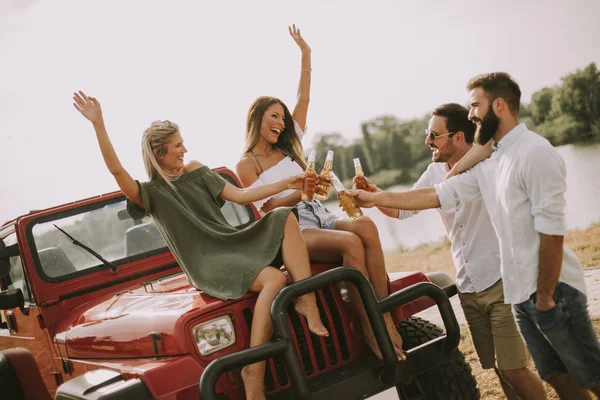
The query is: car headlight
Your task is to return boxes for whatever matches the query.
[192,315,236,356]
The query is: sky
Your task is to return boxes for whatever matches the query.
[1,0,599,223]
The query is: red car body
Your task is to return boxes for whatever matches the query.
[0,168,469,400]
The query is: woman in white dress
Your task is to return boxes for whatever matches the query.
[236,25,405,361]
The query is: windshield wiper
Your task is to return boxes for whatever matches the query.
[53,224,118,274]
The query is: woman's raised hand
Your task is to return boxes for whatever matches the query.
[289,24,310,53]
[73,91,103,124]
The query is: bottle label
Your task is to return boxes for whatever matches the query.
[353,158,364,176]
[329,172,345,192]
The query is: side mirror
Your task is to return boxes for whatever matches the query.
[0,289,24,311]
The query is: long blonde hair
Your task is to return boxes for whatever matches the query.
[141,120,180,190]
[244,96,307,169]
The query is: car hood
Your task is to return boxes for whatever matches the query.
[62,274,235,359]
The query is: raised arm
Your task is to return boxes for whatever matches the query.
[374,188,439,210]
[345,188,441,210]
[444,140,493,180]
[73,91,142,206]
[347,167,481,211]
[259,192,302,212]
[221,172,311,206]
[289,24,311,131]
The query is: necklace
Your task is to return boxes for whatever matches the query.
[250,147,276,157]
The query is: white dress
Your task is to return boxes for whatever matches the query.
[248,120,307,211]
[248,121,341,230]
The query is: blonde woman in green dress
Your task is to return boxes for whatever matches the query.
[73,90,328,400]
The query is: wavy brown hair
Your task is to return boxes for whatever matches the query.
[244,96,307,170]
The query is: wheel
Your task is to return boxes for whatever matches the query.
[396,317,480,400]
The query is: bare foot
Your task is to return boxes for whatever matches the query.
[241,366,266,400]
[294,297,329,337]
[387,328,406,361]
[363,322,406,361]
[385,315,406,361]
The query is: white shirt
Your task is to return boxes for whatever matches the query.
[399,162,502,294]
[249,121,307,211]
[435,123,586,304]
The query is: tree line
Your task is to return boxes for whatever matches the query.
[312,62,600,188]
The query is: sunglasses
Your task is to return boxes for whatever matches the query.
[425,129,456,141]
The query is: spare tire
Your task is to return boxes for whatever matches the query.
[396,317,480,400]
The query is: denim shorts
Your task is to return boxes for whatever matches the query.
[458,280,529,370]
[512,281,600,388]
[296,200,341,231]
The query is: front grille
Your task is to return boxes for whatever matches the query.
[242,285,351,392]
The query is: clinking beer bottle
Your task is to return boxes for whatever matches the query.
[315,150,334,201]
[353,158,369,191]
[301,149,317,201]
[329,171,363,219]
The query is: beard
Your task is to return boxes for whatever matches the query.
[431,141,456,163]
[473,106,499,145]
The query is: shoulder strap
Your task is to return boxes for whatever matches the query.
[249,150,265,174]
[275,146,297,163]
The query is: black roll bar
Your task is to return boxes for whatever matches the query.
[199,267,459,400]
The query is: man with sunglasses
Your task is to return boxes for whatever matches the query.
[348,73,600,399]
[365,103,545,399]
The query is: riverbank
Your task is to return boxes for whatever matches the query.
[385,222,600,275]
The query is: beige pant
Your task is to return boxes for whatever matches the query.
[458,279,529,370]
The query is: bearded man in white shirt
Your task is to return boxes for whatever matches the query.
[347,73,600,399]
[365,102,546,399]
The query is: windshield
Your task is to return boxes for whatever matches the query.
[31,200,161,280]
[30,195,253,281]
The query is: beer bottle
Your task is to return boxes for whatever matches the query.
[301,150,317,201]
[315,150,334,201]
[353,158,369,191]
[329,171,363,219]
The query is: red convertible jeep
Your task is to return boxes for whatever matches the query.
[0,168,479,400]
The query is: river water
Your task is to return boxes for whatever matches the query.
[324,143,600,252]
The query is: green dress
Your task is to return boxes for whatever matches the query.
[127,166,295,300]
